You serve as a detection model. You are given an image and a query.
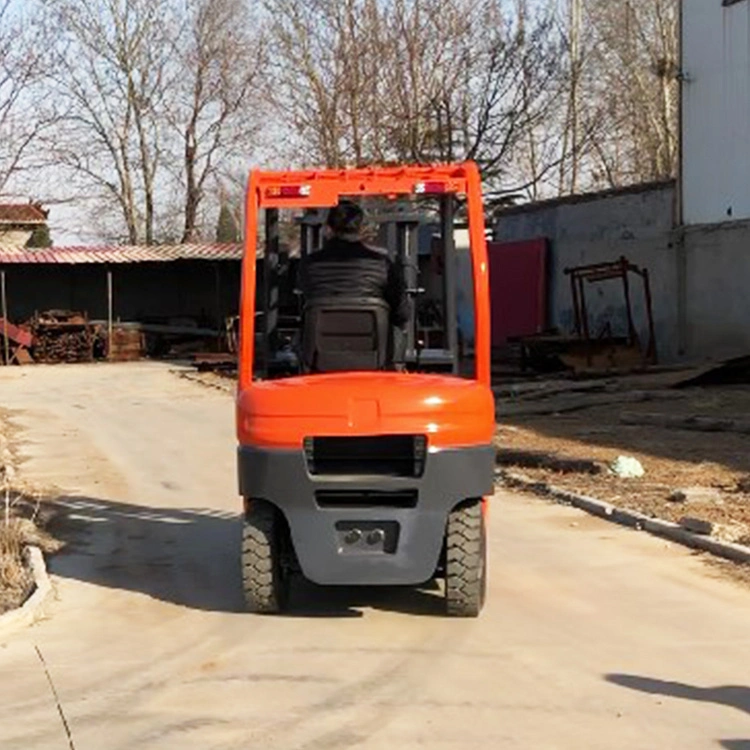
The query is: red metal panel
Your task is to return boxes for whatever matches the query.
[488,239,548,347]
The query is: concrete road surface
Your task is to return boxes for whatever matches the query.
[0,362,748,750]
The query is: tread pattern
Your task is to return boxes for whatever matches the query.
[445,500,486,618]
[241,500,288,614]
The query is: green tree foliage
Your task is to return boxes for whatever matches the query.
[216,204,240,243]
[27,224,52,248]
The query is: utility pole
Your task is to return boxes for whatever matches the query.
[559,0,583,195]
[676,0,687,356]
[569,0,582,193]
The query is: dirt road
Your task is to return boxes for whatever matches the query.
[0,363,748,750]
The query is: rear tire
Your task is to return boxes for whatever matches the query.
[241,500,290,614]
[445,499,487,618]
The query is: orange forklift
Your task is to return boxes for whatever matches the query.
[236,163,496,617]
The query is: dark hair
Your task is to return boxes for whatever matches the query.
[326,199,364,235]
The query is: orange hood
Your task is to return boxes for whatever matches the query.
[237,372,495,450]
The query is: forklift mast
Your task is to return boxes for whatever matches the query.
[257,194,463,378]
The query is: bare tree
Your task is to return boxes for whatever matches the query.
[26,0,677,244]
[449,0,562,189]
[165,0,266,242]
[520,0,678,198]
[580,0,678,187]
[0,0,53,195]
[264,0,364,167]
[265,0,562,195]
[39,0,267,244]
[42,0,172,244]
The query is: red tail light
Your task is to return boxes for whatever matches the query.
[266,185,312,198]
[414,181,447,194]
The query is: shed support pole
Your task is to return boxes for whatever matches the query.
[1,270,8,366]
[107,269,113,360]
[214,263,221,332]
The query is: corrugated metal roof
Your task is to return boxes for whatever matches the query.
[0,243,244,264]
[0,203,48,224]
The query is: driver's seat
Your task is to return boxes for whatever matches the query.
[301,297,391,373]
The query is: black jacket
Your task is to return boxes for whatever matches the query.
[298,236,410,328]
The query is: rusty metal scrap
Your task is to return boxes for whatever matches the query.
[105,324,144,362]
[516,256,657,375]
[564,256,657,367]
[0,317,33,365]
[0,318,32,348]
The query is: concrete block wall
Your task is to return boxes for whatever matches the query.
[683,220,750,361]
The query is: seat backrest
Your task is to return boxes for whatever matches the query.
[302,297,391,373]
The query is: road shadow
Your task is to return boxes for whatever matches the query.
[47,494,247,613]
[46,495,448,618]
[287,578,445,619]
[606,673,750,750]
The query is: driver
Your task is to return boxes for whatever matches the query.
[298,199,410,353]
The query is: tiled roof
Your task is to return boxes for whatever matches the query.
[0,204,48,224]
[0,243,244,264]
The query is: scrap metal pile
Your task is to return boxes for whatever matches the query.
[0,309,235,365]
[0,309,100,365]
[512,256,657,375]
[30,310,95,364]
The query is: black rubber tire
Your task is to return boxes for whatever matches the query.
[241,500,290,614]
[445,499,487,618]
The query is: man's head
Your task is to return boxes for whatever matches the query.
[326,199,364,238]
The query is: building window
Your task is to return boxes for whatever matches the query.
[723,0,746,6]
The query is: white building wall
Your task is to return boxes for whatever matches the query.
[683,0,750,225]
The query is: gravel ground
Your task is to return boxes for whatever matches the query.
[497,385,750,544]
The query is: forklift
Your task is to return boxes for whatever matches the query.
[237,163,496,617]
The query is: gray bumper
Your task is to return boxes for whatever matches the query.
[237,444,495,586]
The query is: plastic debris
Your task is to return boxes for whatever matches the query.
[609,455,645,479]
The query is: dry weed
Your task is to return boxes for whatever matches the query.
[0,517,33,614]
[0,477,60,613]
